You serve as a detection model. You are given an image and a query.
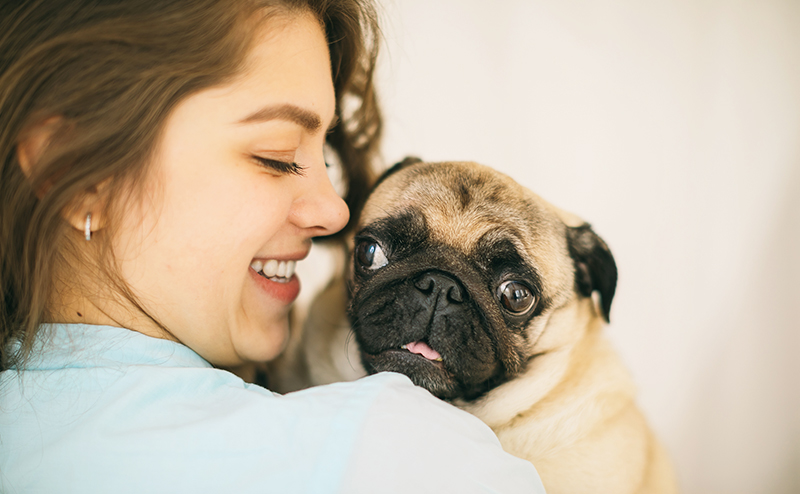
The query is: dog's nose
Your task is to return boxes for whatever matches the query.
[413,271,466,304]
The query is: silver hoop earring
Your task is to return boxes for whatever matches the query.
[85,213,92,241]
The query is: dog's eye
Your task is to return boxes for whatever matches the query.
[497,281,536,314]
[355,241,389,270]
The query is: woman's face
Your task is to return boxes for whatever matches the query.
[110,12,347,366]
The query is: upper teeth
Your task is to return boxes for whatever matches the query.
[250,259,296,279]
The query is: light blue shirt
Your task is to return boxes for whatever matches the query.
[0,324,545,493]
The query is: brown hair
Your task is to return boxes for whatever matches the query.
[0,0,382,370]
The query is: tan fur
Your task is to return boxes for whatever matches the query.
[269,161,678,494]
[461,298,677,493]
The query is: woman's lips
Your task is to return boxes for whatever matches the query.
[249,267,301,304]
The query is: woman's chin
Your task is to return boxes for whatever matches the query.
[234,318,291,364]
[237,277,295,363]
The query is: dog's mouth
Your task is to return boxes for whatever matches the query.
[368,341,445,367]
[401,341,443,362]
[361,340,460,398]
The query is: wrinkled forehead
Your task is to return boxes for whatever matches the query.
[359,162,570,271]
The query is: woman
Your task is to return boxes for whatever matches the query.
[0,1,546,492]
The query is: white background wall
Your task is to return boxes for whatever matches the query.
[371,1,799,492]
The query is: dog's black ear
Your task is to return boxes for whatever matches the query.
[373,156,423,189]
[566,224,617,322]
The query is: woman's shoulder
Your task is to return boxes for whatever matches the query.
[1,324,545,493]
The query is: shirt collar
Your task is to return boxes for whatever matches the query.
[11,323,212,371]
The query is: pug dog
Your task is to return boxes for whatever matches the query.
[268,159,678,494]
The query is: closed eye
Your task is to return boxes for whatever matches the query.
[253,156,306,176]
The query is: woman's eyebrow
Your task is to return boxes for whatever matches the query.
[238,103,327,133]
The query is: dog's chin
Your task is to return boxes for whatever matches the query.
[360,349,460,400]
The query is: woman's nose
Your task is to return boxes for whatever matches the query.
[289,164,350,236]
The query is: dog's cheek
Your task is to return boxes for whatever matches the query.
[496,331,528,378]
[349,286,425,353]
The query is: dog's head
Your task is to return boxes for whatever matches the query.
[348,160,616,401]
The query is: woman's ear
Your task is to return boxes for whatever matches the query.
[16,116,63,186]
[16,116,108,238]
[61,185,110,241]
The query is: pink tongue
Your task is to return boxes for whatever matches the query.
[406,341,441,360]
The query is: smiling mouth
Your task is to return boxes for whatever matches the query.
[250,259,296,283]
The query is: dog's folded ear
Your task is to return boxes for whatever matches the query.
[373,156,423,189]
[566,225,617,322]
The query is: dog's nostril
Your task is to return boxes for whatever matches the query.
[413,271,465,304]
[414,276,434,294]
[447,285,464,303]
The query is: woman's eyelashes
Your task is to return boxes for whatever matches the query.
[253,156,306,176]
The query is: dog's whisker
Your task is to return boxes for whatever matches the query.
[344,329,358,371]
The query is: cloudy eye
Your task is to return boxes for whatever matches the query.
[497,280,536,314]
[355,240,389,270]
